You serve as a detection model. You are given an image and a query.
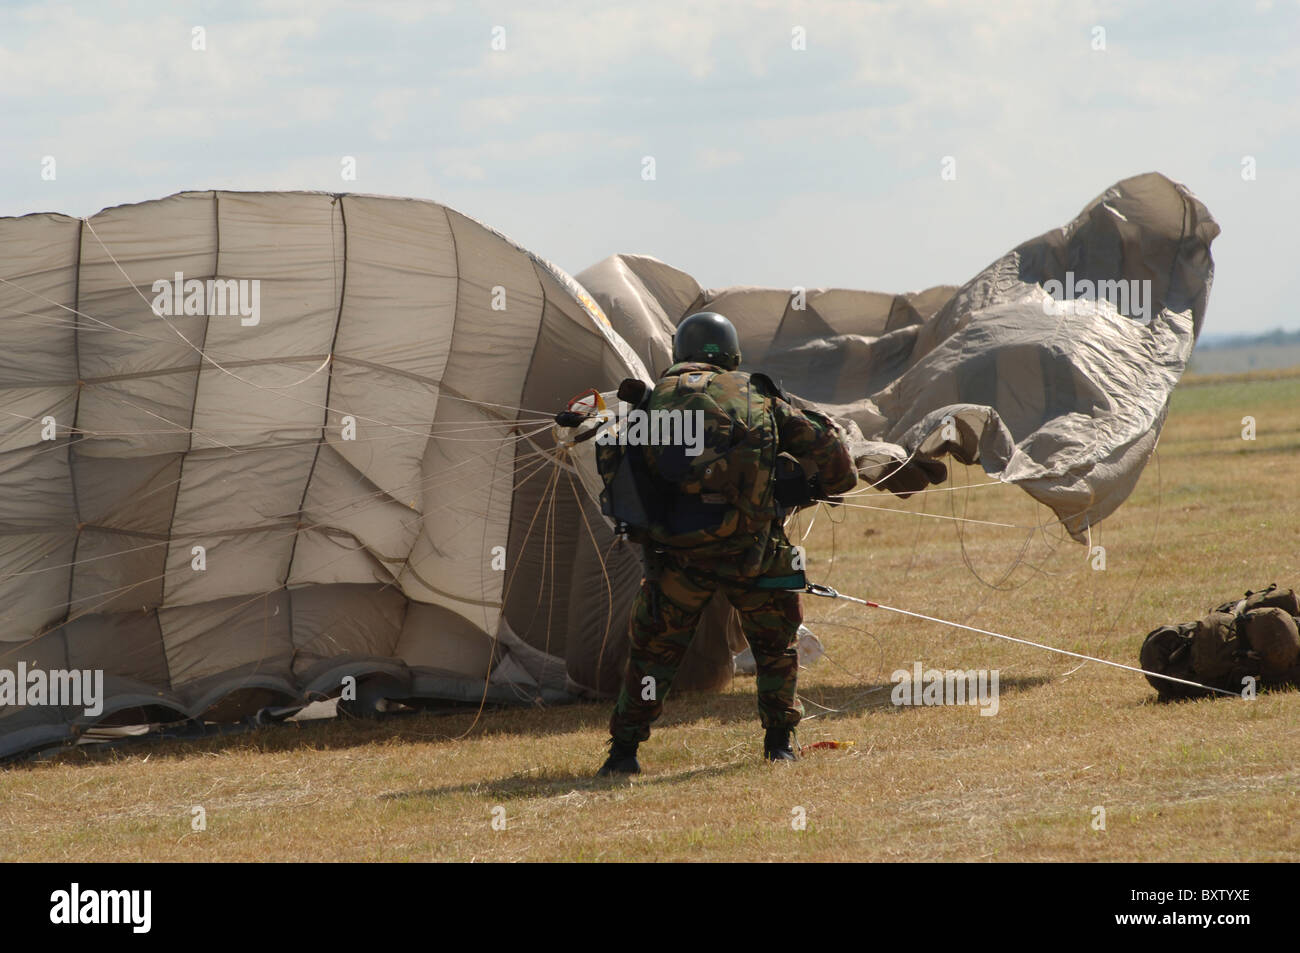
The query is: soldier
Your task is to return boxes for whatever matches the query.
[597,311,857,776]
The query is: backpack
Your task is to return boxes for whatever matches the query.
[596,369,780,549]
[1139,584,1300,699]
[1241,608,1300,675]
[1214,583,1300,618]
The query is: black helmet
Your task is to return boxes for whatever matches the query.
[673,311,741,370]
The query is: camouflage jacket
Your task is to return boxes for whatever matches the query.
[608,361,856,577]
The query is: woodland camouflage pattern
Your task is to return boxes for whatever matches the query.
[609,361,856,743]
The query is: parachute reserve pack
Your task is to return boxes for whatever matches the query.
[1139,584,1300,699]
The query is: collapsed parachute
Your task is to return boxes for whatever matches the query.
[578,172,1219,540]
[0,191,663,757]
[0,173,1218,758]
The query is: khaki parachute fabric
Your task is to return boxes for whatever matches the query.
[577,172,1220,539]
[0,172,1221,757]
[0,190,662,758]
[566,172,1219,696]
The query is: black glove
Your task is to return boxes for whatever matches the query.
[775,471,821,507]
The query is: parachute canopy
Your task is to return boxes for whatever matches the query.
[0,173,1218,758]
[0,190,651,757]
[578,172,1219,539]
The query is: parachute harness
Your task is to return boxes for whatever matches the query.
[801,582,1243,699]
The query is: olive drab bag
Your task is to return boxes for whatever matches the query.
[1214,583,1300,618]
[1241,608,1300,676]
[1139,584,1300,699]
[1190,611,1238,681]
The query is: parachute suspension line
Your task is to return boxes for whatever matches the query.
[488,461,563,648]
[295,438,553,518]
[8,226,638,719]
[4,271,541,428]
[801,583,1242,698]
[545,453,563,663]
[832,439,1134,549]
[430,389,555,421]
[564,468,618,690]
[0,303,126,339]
[783,504,817,545]
[339,449,564,740]
[841,479,1006,498]
[540,459,563,665]
[1084,519,1102,659]
[83,217,245,386]
[847,444,922,495]
[497,462,559,649]
[296,437,556,522]
[450,414,530,743]
[336,436,611,740]
[796,617,891,721]
[796,495,847,587]
[419,420,556,439]
[935,459,1144,688]
[493,435,636,706]
[90,384,240,453]
[817,499,840,587]
[798,684,891,722]
[410,421,556,444]
[1099,446,1165,656]
[509,457,572,702]
[832,498,1021,529]
[493,431,556,696]
[517,431,582,474]
[799,507,817,542]
[0,275,275,360]
[941,466,1118,675]
[940,458,1096,606]
[940,466,1003,646]
[10,231,561,482]
[949,464,1038,593]
[79,219,552,445]
[499,459,567,646]
[942,446,1161,665]
[254,353,333,390]
[524,460,562,665]
[899,474,930,585]
[827,471,925,662]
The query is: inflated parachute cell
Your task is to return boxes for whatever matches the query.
[577,172,1219,539]
[0,190,655,757]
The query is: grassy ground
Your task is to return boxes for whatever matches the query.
[2,370,1297,862]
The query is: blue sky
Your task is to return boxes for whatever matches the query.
[2,0,1297,335]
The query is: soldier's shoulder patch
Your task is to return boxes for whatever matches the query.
[677,371,714,392]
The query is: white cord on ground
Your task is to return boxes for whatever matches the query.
[803,583,1242,698]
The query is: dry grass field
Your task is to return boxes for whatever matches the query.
[2,370,1297,862]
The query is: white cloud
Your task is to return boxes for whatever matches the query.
[1,0,1296,334]
[696,147,743,170]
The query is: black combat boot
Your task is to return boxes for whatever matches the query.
[596,737,641,777]
[763,726,798,762]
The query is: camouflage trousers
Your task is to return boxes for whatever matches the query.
[609,557,804,744]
